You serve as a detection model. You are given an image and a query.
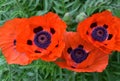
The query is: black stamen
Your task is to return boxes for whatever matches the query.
[50,28,55,34]
[103,24,108,29]
[78,45,84,48]
[67,47,72,54]
[90,22,97,28]
[27,40,32,45]
[13,40,16,45]
[41,37,45,40]
[108,34,113,40]
[34,50,41,53]
[33,26,43,33]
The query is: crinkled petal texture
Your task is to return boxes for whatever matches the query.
[77,10,120,53]
[0,18,31,65]
[55,32,109,72]
[16,12,66,61]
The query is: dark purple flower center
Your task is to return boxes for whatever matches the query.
[91,27,108,42]
[34,31,51,49]
[71,48,88,63]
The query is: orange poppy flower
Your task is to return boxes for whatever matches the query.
[16,12,66,61]
[0,18,31,65]
[77,11,120,53]
[55,32,109,72]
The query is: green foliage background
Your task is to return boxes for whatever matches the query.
[0,0,120,81]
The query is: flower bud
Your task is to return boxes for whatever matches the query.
[75,12,87,22]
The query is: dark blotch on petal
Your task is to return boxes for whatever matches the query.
[55,44,59,47]
[78,45,84,48]
[103,24,108,29]
[86,31,89,35]
[13,40,16,45]
[90,22,97,28]
[67,47,72,54]
[104,44,107,45]
[108,34,113,40]
[87,52,90,55]
[33,26,43,33]
[34,50,41,53]
[50,28,55,34]
[71,66,76,68]
[27,40,33,45]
